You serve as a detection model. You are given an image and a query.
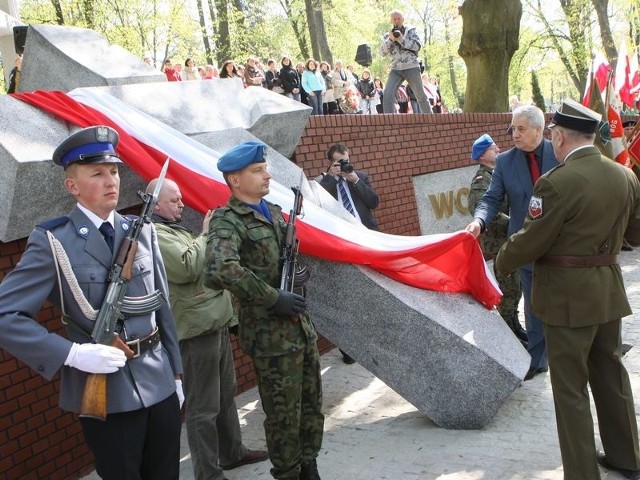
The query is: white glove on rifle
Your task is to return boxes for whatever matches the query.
[175,379,185,409]
[64,343,126,374]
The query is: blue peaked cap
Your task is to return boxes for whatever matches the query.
[52,126,121,169]
[217,142,267,172]
[471,134,494,161]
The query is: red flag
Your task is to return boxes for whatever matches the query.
[12,90,502,309]
[583,54,609,106]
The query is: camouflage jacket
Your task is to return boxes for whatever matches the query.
[203,196,317,357]
[468,165,510,255]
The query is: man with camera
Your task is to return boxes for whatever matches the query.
[379,10,432,114]
[317,143,380,230]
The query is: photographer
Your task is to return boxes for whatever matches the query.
[317,143,380,230]
[379,10,432,114]
[316,144,380,365]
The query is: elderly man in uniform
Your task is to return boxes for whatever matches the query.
[204,142,324,480]
[148,177,268,480]
[466,105,559,380]
[467,134,526,346]
[0,126,184,479]
[496,100,640,480]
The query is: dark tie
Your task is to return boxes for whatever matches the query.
[527,151,541,184]
[99,221,115,253]
[338,179,356,216]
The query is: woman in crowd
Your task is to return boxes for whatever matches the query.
[319,61,339,114]
[374,77,384,114]
[244,56,265,87]
[356,69,376,115]
[203,64,219,79]
[265,59,283,94]
[280,56,302,102]
[301,59,324,115]
[183,58,201,80]
[220,60,240,79]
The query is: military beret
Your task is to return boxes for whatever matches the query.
[623,120,637,128]
[217,141,267,173]
[52,126,122,169]
[548,99,601,134]
[471,134,494,161]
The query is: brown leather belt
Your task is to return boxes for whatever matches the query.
[536,254,619,268]
[125,327,160,359]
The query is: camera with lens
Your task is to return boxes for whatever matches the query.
[392,29,402,38]
[338,159,354,174]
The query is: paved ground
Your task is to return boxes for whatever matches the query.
[83,247,640,480]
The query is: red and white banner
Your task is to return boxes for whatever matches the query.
[13,89,501,308]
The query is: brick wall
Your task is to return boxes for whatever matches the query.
[2,112,636,479]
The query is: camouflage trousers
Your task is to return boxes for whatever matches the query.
[252,342,324,479]
[494,263,522,321]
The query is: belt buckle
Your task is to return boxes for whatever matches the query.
[127,338,142,358]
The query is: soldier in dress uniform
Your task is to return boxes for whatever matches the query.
[467,134,526,346]
[0,126,184,479]
[203,142,324,480]
[496,100,640,480]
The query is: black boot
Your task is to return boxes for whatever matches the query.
[299,459,321,480]
[502,314,528,348]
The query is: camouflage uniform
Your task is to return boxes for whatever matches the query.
[204,196,324,480]
[469,165,523,332]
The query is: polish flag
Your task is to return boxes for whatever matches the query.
[607,81,631,168]
[583,53,610,107]
[615,40,634,108]
[12,89,501,309]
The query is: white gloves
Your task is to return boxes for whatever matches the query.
[64,343,126,374]
[175,379,185,408]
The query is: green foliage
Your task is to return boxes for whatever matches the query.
[530,70,546,110]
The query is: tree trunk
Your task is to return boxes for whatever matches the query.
[279,0,310,60]
[444,18,461,109]
[591,0,617,68]
[558,0,590,98]
[214,0,231,64]
[458,0,522,112]
[50,0,64,24]
[196,0,214,65]
[304,0,331,62]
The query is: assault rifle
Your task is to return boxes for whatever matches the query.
[80,159,170,420]
[279,185,310,316]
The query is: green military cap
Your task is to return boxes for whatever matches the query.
[548,99,601,134]
[52,126,122,169]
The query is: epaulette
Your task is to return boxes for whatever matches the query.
[212,206,231,219]
[123,214,138,222]
[37,216,70,231]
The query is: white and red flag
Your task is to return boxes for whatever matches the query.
[582,53,610,107]
[12,89,501,309]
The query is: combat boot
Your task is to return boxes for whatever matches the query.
[299,459,321,480]
[502,314,528,348]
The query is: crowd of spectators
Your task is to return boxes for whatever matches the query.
[157,55,445,115]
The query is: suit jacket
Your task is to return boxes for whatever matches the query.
[474,139,558,238]
[496,146,640,327]
[318,171,380,230]
[0,207,183,413]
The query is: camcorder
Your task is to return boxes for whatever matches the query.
[339,159,354,174]
[392,28,402,38]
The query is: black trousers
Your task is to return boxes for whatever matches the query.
[80,393,181,480]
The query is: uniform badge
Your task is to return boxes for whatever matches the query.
[528,196,543,219]
[78,225,90,237]
[95,126,109,142]
[121,221,129,231]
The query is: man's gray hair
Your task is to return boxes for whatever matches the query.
[512,105,545,129]
[389,9,403,17]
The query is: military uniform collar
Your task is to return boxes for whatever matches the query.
[76,203,115,229]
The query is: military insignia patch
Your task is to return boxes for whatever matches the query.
[528,196,543,219]
[78,225,90,237]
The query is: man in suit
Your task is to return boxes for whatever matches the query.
[495,99,640,480]
[318,143,380,230]
[317,142,380,364]
[0,126,184,479]
[466,105,559,380]
[149,178,268,480]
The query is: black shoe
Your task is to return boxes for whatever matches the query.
[339,349,356,365]
[299,459,321,480]
[622,243,634,252]
[596,450,640,479]
[524,367,548,381]
[220,449,269,470]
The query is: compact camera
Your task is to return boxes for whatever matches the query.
[392,29,402,38]
[339,159,354,174]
